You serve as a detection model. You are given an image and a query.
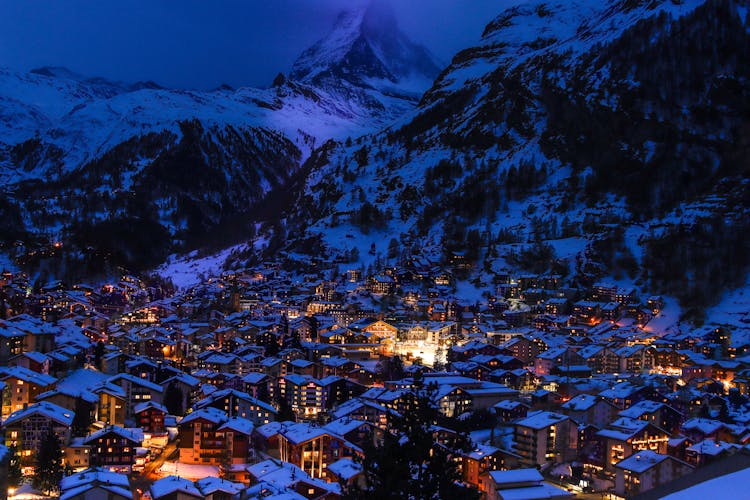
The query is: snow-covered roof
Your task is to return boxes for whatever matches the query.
[597,417,651,441]
[83,425,143,445]
[0,365,56,386]
[489,468,543,486]
[327,458,362,480]
[323,417,370,436]
[561,393,599,412]
[682,418,726,435]
[516,411,568,430]
[134,400,168,414]
[195,476,244,495]
[686,439,739,456]
[4,401,74,427]
[179,407,228,425]
[218,416,255,435]
[60,468,130,492]
[151,476,202,499]
[615,450,671,473]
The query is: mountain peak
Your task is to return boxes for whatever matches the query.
[289,0,441,96]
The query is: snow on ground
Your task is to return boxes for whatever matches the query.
[156,244,249,289]
[704,274,750,329]
[453,279,488,303]
[470,428,493,445]
[642,296,682,337]
[158,461,220,480]
[662,465,750,499]
[56,368,109,394]
[0,251,18,272]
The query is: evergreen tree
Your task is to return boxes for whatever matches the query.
[275,397,296,422]
[93,340,105,370]
[219,447,233,479]
[345,380,479,499]
[71,398,93,437]
[376,355,404,382]
[7,444,22,488]
[433,345,446,372]
[164,381,185,416]
[33,429,63,494]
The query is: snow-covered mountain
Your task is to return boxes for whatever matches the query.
[0,1,441,273]
[4,0,749,324]
[282,0,750,323]
[291,0,442,98]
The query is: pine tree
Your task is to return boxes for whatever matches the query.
[219,447,233,479]
[275,397,296,422]
[33,429,63,494]
[7,444,22,488]
[71,398,93,437]
[345,379,480,500]
[164,381,185,416]
[93,340,105,370]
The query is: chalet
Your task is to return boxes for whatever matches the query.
[287,358,321,378]
[278,374,327,418]
[448,341,504,363]
[84,425,142,473]
[499,336,543,364]
[195,476,245,500]
[106,373,164,423]
[65,437,92,471]
[194,388,276,425]
[614,344,654,373]
[3,401,74,468]
[134,401,168,434]
[488,368,536,392]
[571,301,601,324]
[150,476,203,500]
[618,400,683,435]
[321,357,359,378]
[368,275,395,295]
[8,351,51,374]
[330,399,390,429]
[596,417,671,473]
[177,407,254,465]
[598,382,649,409]
[681,418,733,443]
[614,450,692,497]
[0,366,57,418]
[685,439,742,467]
[59,468,134,500]
[461,443,516,496]
[486,468,572,499]
[561,394,619,428]
[327,457,364,490]
[93,383,128,426]
[245,459,338,498]
[323,417,379,449]
[242,372,270,400]
[534,347,584,376]
[494,400,530,423]
[162,372,202,413]
[514,411,577,468]
[277,421,360,480]
[0,326,25,364]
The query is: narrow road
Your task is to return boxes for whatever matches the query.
[130,440,179,494]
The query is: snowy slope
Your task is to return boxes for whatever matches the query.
[0,1,447,277]
[286,0,750,324]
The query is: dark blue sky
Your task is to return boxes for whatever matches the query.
[0,0,509,90]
